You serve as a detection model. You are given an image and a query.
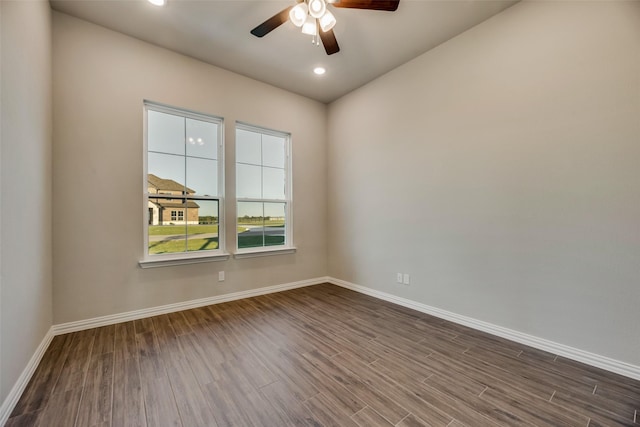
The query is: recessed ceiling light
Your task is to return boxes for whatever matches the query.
[148,0,165,6]
[313,67,326,76]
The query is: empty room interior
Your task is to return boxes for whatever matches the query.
[1,0,639,425]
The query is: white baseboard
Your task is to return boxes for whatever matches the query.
[328,277,640,381]
[0,328,54,426]
[4,274,638,426]
[1,277,328,425]
[52,276,329,335]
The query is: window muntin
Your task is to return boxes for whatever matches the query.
[144,102,224,259]
[236,124,291,252]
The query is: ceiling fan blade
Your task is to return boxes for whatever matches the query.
[250,6,294,37]
[332,0,399,11]
[319,28,340,55]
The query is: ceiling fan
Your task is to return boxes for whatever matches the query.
[250,0,400,56]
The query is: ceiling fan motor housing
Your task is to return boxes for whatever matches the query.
[250,0,400,55]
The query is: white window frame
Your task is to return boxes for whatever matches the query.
[140,101,229,268]
[234,122,295,258]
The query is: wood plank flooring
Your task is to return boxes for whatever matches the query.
[7,283,640,426]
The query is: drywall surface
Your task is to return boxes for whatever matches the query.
[328,1,640,365]
[1,0,53,402]
[52,12,327,323]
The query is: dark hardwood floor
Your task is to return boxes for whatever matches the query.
[7,283,640,426]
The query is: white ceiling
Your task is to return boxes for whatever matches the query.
[50,0,518,104]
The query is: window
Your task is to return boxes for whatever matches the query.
[170,210,184,222]
[236,123,292,254]
[142,102,225,266]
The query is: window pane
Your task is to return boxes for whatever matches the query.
[263,167,285,200]
[264,202,286,246]
[236,129,261,165]
[236,163,262,199]
[148,153,185,195]
[148,199,187,254]
[145,103,223,259]
[237,201,264,249]
[186,118,217,160]
[262,134,285,168]
[187,200,219,252]
[148,110,184,156]
[235,124,290,252]
[186,157,217,197]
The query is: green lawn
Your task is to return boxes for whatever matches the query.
[149,224,217,236]
[148,222,284,253]
[237,235,285,249]
[149,237,219,254]
[236,220,285,249]
[149,224,248,235]
[236,220,285,227]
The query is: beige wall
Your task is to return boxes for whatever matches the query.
[52,12,328,324]
[1,0,53,403]
[6,0,636,402]
[328,1,640,365]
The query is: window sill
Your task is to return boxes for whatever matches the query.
[233,247,297,259]
[139,253,230,269]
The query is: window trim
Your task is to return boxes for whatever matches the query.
[233,247,296,259]
[140,101,228,267]
[234,121,294,256]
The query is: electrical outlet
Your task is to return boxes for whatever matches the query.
[403,273,410,285]
[218,271,225,282]
[396,273,403,283]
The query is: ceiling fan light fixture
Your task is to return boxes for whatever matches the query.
[301,15,317,35]
[319,10,336,32]
[251,0,400,55]
[289,3,308,27]
[308,0,327,19]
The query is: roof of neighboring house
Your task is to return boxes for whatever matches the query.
[150,200,200,209]
[148,174,195,194]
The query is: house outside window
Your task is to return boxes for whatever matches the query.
[142,101,225,264]
[235,123,293,255]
